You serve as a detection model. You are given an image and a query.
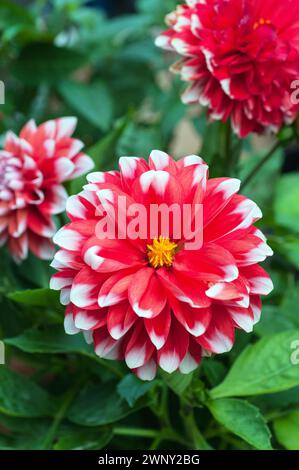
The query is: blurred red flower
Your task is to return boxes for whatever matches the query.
[156,0,299,137]
[0,117,93,262]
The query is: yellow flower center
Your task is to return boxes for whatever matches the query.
[147,236,178,269]
[253,18,271,30]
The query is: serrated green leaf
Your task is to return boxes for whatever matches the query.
[210,331,299,398]
[207,398,272,450]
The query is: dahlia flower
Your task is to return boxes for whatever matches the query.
[50,151,273,380]
[155,0,299,137]
[0,117,93,262]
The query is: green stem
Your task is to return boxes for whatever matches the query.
[183,410,212,450]
[114,427,158,438]
[241,141,281,190]
[41,379,82,450]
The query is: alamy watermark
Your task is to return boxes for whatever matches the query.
[290,340,299,365]
[95,197,204,250]
[0,341,5,365]
[291,80,299,104]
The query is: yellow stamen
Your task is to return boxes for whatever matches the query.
[147,236,178,269]
[253,18,271,30]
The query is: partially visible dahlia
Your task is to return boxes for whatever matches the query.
[0,117,93,262]
[50,151,273,380]
[155,0,299,137]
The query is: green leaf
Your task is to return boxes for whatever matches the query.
[202,358,227,388]
[117,374,154,407]
[210,331,299,398]
[7,288,61,309]
[5,326,92,356]
[273,410,299,450]
[13,42,86,85]
[57,80,113,131]
[207,398,272,450]
[54,426,113,450]
[68,381,146,426]
[274,173,299,234]
[255,288,299,337]
[160,371,193,396]
[0,367,54,418]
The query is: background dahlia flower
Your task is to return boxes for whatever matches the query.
[50,151,273,380]
[0,117,93,262]
[155,0,299,137]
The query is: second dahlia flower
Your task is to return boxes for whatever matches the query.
[155,0,299,137]
[0,117,93,262]
[50,151,273,380]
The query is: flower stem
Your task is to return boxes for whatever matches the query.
[241,141,281,190]
[41,379,83,450]
[114,427,158,438]
[183,410,212,450]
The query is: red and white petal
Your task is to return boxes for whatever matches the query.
[8,233,28,262]
[134,358,157,381]
[204,195,263,243]
[148,150,177,174]
[50,270,74,290]
[70,267,104,309]
[28,233,55,260]
[83,237,145,272]
[74,307,107,330]
[240,265,274,296]
[119,156,149,192]
[107,302,137,340]
[221,234,273,267]
[157,318,189,373]
[28,209,56,237]
[203,177,241,227]
[225,304,255,333]
[171,298,212,336]
[125,321,155,369]
[64,307,80,335]
[144,304,171,349]
[132,170,182,206]
[173,243,239,282]
[53,220,96,251]
[128,268,167,318]
[98,271,134,307]
[39,185,68,215]
[93,327,119,359]
[158,268,211,308]
[70,153,94,179]
[179,338,202,374]
[196,306,235,354]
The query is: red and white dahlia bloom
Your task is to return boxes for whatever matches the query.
[155,0,299,137]
[0,117,93,262]
[50,151,273,380]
